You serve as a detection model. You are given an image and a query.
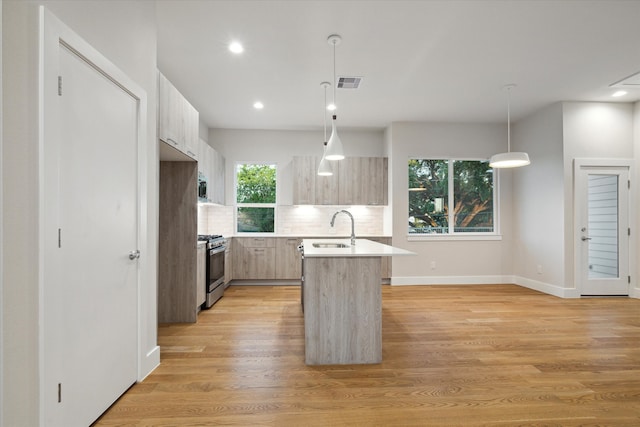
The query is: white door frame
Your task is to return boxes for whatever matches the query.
[573,158,634,296]
[38,7,148,425]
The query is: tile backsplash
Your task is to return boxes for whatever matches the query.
[199,204,386,236]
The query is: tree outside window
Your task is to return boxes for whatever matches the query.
[236,163,276,233]
[408,159,494,234]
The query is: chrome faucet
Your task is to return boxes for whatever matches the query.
[330,210,356,245]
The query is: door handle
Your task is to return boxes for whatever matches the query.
[128,250,140,260]
[581,236,592,241]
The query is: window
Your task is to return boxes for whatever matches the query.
[408,159,494,235]
[235,163,276,233]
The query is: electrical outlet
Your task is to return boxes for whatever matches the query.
[537,264,543,274]
[430,261,436,270]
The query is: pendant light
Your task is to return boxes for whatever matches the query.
[489,84,530,168]
[318,82,333,176]
[325,34,345,161]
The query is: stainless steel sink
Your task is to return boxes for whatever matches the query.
[312,242,350,248]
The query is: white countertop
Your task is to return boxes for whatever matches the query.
[302,238,416,258]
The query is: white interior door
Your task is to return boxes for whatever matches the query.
[43,12,140,426]
[576,165,630,296]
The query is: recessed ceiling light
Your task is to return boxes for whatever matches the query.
[229,41,244,54]
[612,90,627,97]
[253,101,264,109]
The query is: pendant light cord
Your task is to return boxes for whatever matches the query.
[323,84,328,141]
[507,86,511,153]
[332,40,336,111]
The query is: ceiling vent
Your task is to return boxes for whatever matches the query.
[337,76,363,89]
[610,70,640,88]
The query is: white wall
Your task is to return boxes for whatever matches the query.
[388,122,514,284]
[562,102,635,293]
[634,101,640,298]
[209,127,385,206]
[0,1,4,423]
[2,1,158,425]
[511,103,565,295]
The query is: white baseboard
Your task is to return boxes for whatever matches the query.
[514,276,580,298]
[138,345,160,382]
[391,275,513,286]
[390,275,581,299]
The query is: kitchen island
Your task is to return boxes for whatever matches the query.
[301,238,415,365]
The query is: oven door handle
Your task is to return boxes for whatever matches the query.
[209,245,226,256]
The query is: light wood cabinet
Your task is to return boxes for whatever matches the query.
[210,148,225,205]
[315,160,340,205]
[196,243,206,309]
[292,156,316,205]
[233,238,276,280]
[224,238,233,286]
[182,100,199,159]
[231,236,387,281]
[339,157,388,205]
[158,72,199,160]
[337,157,363,205]
[367,237,392,279]
[197,139,226,205]
[304,256,382,364]
[158,161,198,323]
[292,156,387,206]
[275,238,302,279]
[361,157,388,206]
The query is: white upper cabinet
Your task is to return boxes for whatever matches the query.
[197,138,226,205]
[158,71,199,160]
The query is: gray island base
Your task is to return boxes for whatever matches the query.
[302,239,415,365]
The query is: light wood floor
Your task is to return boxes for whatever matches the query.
[95,285,640,426]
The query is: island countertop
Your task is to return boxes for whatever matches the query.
[302,238,416,258]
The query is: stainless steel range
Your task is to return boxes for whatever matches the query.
[198,234,226,308]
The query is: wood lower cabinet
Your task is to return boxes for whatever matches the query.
[233,238,276,280]
[224,238,232,286]
[231,236,388,281]
[275,238,302,279]
[367,237,392,279]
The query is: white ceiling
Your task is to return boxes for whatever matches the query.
[156,0,640,131]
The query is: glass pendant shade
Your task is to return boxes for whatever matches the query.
[318,143,333,176]
[489,151,530,168]
[325,116,344,161]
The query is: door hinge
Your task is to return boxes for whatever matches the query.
[628,180,630,189]
[628,276,631,284]
[58,383,62,403]
[58,76,62,96]
[58,228,62,248]
[629,228,631,236]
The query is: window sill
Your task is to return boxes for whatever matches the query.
[407,234,502,242]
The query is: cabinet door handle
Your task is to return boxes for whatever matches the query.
[167,137,178,146]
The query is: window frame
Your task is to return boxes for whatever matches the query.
[234,161,278,234]
[407,158,501,241]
